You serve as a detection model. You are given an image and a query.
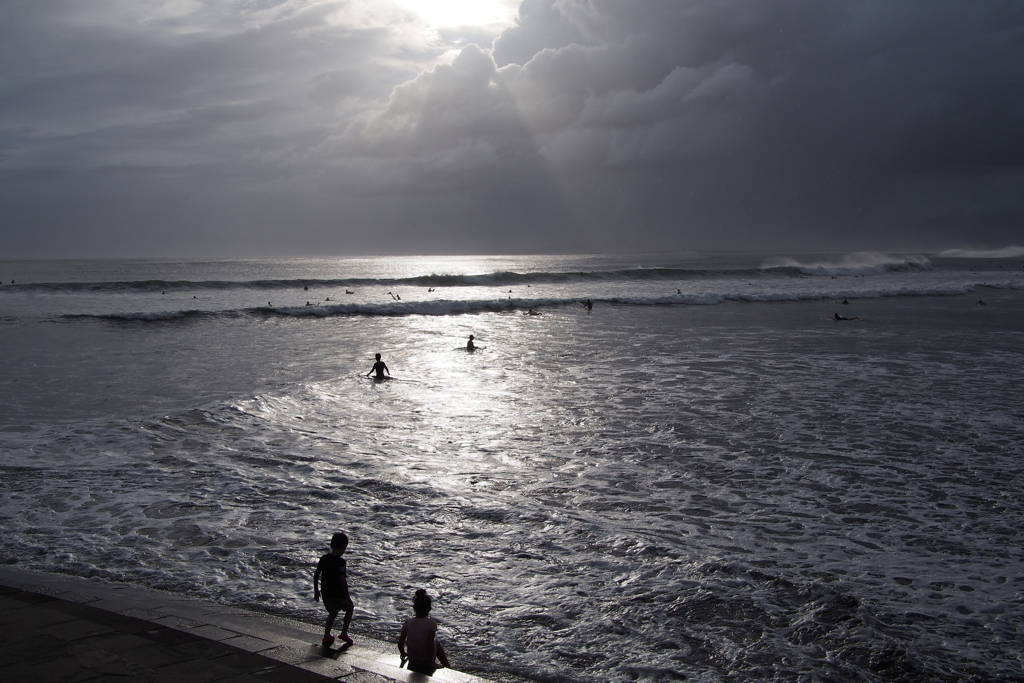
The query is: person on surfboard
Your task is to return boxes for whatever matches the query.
[366,353,390,379]
[466,335,475,351]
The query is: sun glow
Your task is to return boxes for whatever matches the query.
[395,0,518,28]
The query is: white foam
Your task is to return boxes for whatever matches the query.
[938,246,1024,258]
[761,252,932,276]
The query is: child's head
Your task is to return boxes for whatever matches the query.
[330,532,349,552]
[375,353,381,360]
[413,589,432,617]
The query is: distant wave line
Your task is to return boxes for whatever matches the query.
[2,261,937,293]
[52,282,1011,323]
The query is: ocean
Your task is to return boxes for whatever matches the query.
[1,252,1023,682]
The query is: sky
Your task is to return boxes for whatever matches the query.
[1,0,1022,258]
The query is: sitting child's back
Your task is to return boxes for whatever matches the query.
[398,589,450,675]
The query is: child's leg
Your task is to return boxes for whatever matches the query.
[339,605,354,643]
[324,611,337,638]
[435,639,450,668]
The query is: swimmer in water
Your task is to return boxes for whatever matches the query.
[366,353,390,379]
[466,335,475,351]
[834,313,859,321]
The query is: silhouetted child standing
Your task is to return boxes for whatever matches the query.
[398,589,451,675]
[314,532,354,647]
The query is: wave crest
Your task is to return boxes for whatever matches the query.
[938,246,1024,259]
[761,252,932,276]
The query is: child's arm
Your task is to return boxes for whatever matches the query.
[436,639,450,668]
[383,363,390,376]
[313,566,321,602]
[398,624,408,661]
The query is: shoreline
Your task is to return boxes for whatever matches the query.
[0,565,535,683]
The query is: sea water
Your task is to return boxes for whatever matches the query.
[1,252,1023,682]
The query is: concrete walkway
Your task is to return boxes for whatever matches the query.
[0,567,493,683]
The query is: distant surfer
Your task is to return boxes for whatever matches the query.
[977,300,986,306]
[366,353,390,379]
[583,299,593,311]
[346,290,354,294]
[834,313,859,321]
[842,299,849,305]
[526,308,539,316]
[466,335,475,351]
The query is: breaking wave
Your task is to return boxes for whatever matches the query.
[938,246,1024,259]
[3,257,941,294]
[59,282,990,323]
[760,252,932,276]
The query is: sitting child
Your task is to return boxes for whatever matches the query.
[398,589,451,675]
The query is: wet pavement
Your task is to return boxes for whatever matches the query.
[0,567,491,683]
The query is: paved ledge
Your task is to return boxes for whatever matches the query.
[0,567,492,683]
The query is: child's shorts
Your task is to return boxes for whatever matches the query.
[323,596,353,616]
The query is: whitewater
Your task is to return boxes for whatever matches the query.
[1,252,1023,682]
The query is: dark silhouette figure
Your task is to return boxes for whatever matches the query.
[834,313,859,321]
[367,353,390,379]
[398,590,450,675]
[314,533,354,647]
[466,335,475,351]
[842,299,849,305]
[304,285,309,291]
[583,299,593,311]
[977,300,987,306]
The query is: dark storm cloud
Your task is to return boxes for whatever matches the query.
[1,0,1022,256]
